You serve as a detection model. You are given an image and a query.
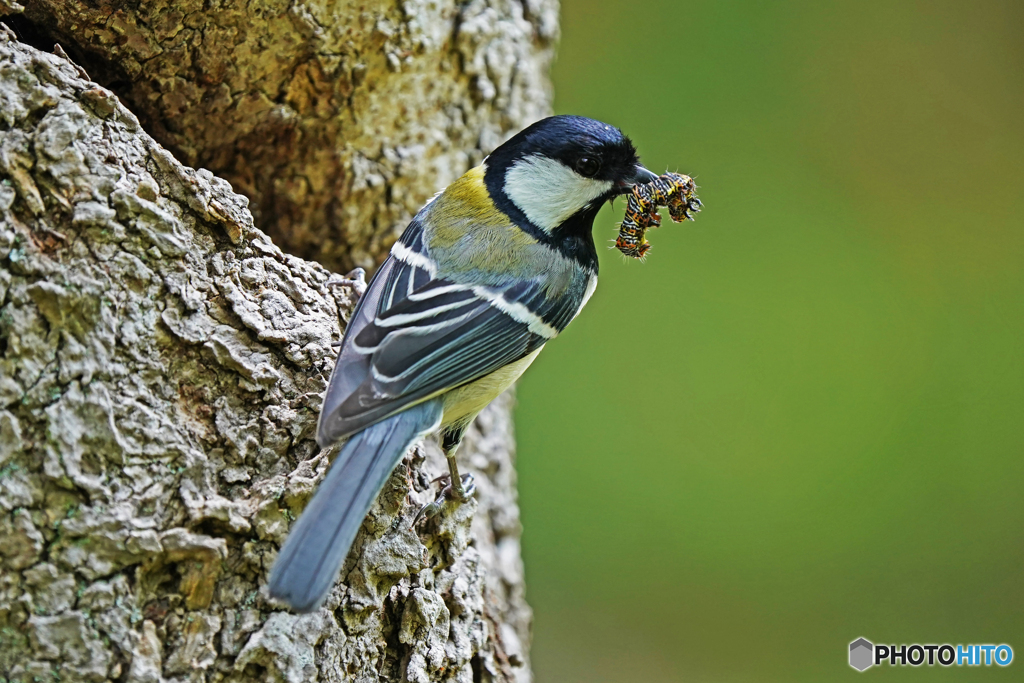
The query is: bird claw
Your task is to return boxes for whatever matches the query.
[411,473,476,526]
[326,268,367,298]
[454,472,477,500]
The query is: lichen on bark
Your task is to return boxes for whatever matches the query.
[0,15,539,682]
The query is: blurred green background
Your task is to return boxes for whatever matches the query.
[514,1,1024,680]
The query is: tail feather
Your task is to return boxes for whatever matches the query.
[268,398,443,612]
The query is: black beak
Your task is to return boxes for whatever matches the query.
[617,164,659,193]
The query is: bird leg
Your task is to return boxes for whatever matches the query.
[412,430,476,525]
[443,449,476,501]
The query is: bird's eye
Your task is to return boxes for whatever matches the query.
[575,157,600,178]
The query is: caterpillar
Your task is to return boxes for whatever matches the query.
[615,172,702,259]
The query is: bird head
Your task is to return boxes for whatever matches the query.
[483,115,657,236]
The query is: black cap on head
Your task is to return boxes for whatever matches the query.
[481,115,656,271]
[485,115,643,188]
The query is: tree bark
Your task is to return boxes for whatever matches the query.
[0,1,556,680]
[14,0,558,273]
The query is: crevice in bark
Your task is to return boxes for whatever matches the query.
[5,12,139,118]
[12,0,560,273]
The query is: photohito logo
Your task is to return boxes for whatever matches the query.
[849,638,1013,671]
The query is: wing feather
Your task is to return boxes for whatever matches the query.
[317,217,587,447]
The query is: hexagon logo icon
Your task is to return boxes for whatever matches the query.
[850,638,874,671]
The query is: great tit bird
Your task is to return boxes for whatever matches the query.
[269,115,658,612]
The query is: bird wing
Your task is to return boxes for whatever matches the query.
[317,219,581,447]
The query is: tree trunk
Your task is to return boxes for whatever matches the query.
[14,0,558,273]
[0,1,556,680]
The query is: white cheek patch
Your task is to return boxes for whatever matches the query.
[503,155,613,233]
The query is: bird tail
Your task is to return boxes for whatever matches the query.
[268,398,443,612]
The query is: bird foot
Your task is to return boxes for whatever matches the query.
[411,473,476,526]
[326,267,367,298]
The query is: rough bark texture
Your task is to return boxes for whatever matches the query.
[0,1,554,678]
[14,0,559,273]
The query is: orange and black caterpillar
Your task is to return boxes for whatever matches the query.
[615,172,702,259]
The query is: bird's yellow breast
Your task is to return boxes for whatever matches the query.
[441,347,544,428]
